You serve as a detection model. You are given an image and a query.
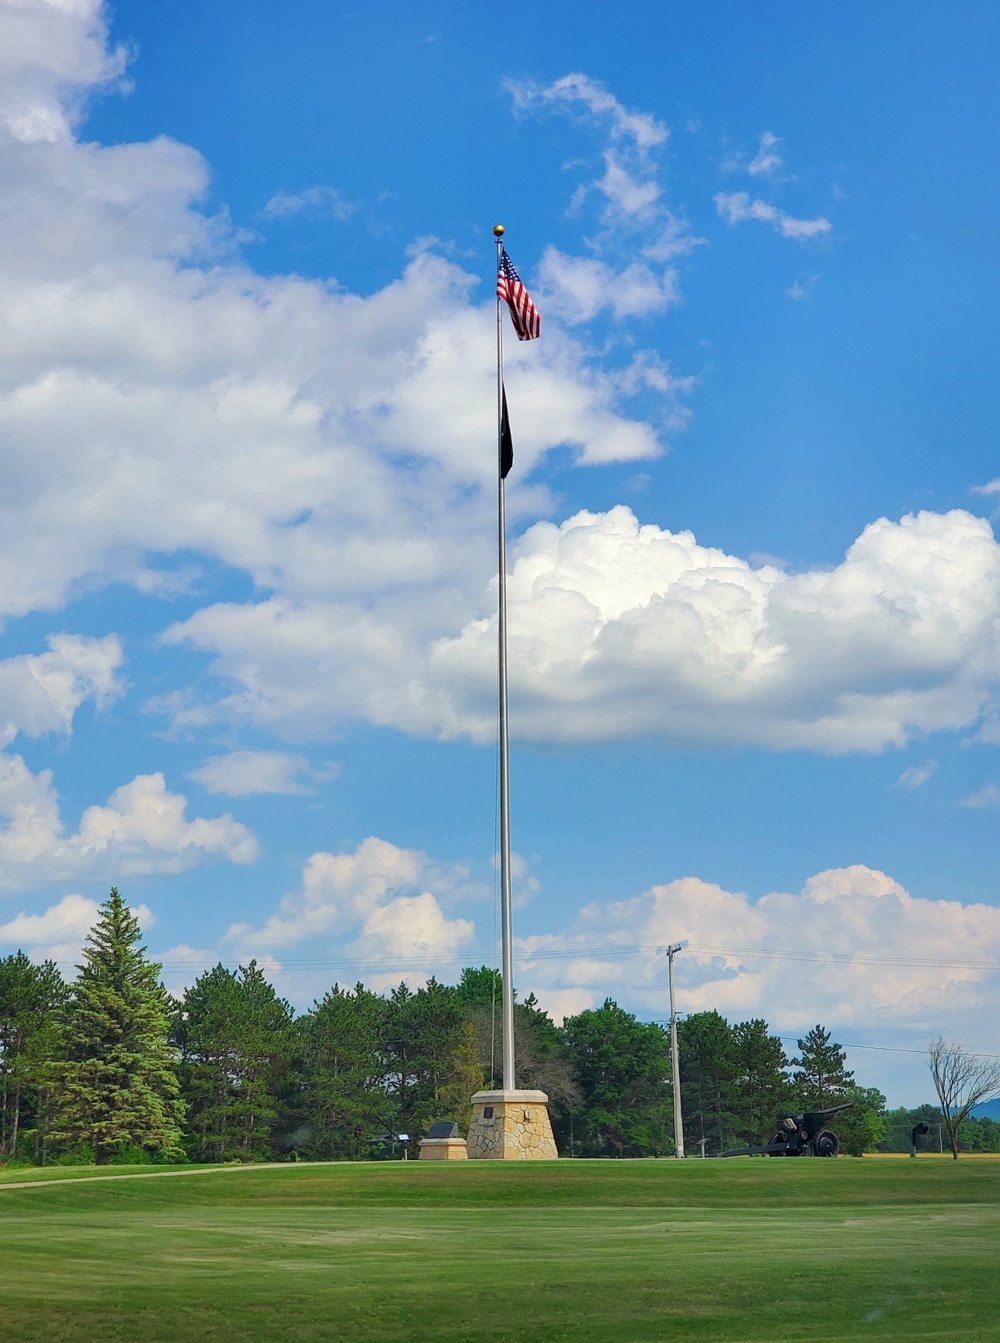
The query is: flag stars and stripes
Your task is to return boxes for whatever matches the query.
[496,248,541,341]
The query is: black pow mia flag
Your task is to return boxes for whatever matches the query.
[500,383,513,479]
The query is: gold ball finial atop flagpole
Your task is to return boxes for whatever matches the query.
[493,224,505,237]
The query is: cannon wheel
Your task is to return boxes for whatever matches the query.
[814,1129,839,1158]
[768,1130,788,1156]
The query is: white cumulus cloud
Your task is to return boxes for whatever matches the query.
[226,835,478,990]
[715,190,831,240]
[516,864,1000,1057]
[506,72,668,153]
[0,17,672,639]
[0,632,123,745]
[0,890,153,966]
[537,247,682,323]
[895,759,937,789]
[0,0,126,145]
[262,185,354,221]
[188,750,322,796]
[506,73,702,318]
[747,131,783,178]
[160,503,1000,753]
[960,783,1000,809]
[0,756,258,888]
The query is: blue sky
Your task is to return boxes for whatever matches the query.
[1,0,999,1103]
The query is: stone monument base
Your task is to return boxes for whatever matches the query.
[466,1089,558,1159]
[418,1135,468,1161]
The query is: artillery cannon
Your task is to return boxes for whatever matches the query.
[716,1103,852,1158]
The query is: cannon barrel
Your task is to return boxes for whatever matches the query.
[782,1103,852,1124]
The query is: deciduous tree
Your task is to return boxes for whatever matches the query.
[928,1036,1000,1160]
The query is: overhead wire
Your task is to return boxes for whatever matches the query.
[43,938,1000,974]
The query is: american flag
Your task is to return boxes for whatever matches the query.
[496,248,541,341]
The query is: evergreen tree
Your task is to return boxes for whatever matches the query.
[383,978,465,1148]
[297,982,389,1159]
[50,889,184,1164]
[677,1011,740,1155]
[792,1025,854,1109]
[175,962,295,1162]
[456,968,578,1115]
[436,1020,484,1130]
[454,966,503,1013]
[562,999,670,1157]
[0,953,67,1159]
[732,1018,792,1143]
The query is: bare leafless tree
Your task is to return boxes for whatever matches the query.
[927,1037,1000,1160]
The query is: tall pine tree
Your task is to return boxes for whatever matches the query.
[383,978,465,1148]
[792,1024,854,1109]
[50,890,184,1164]
[174,962,294,1162]
[677,1011,740,1156]
[0,953,67,1159]
[297,982,389,1159]
[732,1018,792,1143]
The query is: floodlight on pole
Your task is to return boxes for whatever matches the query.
[665,942,688,1159]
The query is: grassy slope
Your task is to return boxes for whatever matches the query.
[2,1160,998,1342]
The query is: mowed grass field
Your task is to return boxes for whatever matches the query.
[1,1158,998,1342]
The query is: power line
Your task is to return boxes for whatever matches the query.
[38,937,1000,975]
[644,1025,1000,1063]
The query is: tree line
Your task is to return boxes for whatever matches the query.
[0,889,987,1166]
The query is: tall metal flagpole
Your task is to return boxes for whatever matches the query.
[494,224,516,1092]
[666,942,687,1158]
[455,228,555,1160]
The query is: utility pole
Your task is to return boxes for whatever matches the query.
[666,942,687,1158]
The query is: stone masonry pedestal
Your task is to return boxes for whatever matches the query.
[466,1089,558,1159]
[418,1135,469,1160]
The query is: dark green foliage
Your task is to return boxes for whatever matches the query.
[383,978,466,1150]
[174,962,295,1162]
[0,895,908,1168]
[678,1011,740,1155]
[879,1103,945,1153]
[296,982,390,1159]
[436,1020,484,1130]
[49,889,184,1164]
[731,1018,792,1143]
[511,995,579,1110]
[0,953,67,1161]
[561,999,670,1157]
[792,1024,854,1109]
[880,1102,1000,1154]
[453,966,502,1012]
[833,1085,888,1155]
[959,1114,1000,1152]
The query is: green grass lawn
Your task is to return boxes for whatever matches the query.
[2,1158,998,1342]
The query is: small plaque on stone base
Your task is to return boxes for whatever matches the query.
[466,1090,558,1159]
[418,1121,469,1161]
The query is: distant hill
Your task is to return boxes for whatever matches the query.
[971,1098,1000,1120]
